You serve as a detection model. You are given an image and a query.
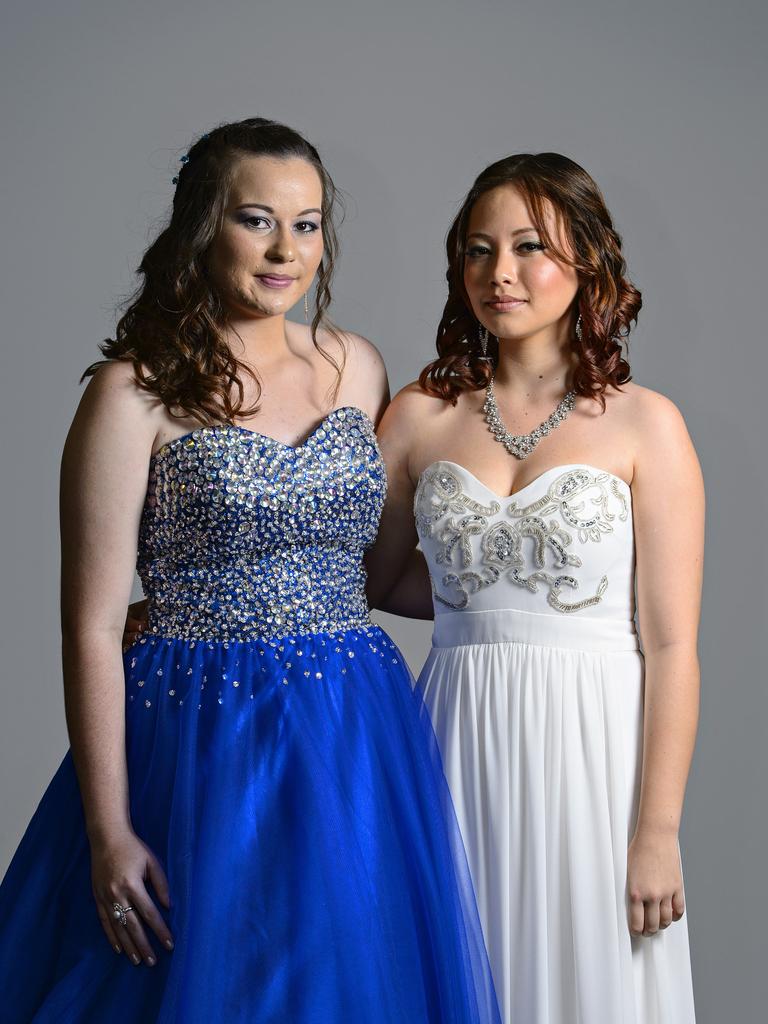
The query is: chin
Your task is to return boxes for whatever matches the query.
[257,288,301,312]
[495,321,534,340]
[233,291,291,319]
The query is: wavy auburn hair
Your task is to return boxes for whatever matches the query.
[85,118,344,424]
[419,152,641,407]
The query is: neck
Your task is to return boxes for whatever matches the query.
[223,312,294,367]
[493,325,575,401]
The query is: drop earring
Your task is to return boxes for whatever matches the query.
[575,314,583,342]
[304,293,310,322]
[479,324,489,359]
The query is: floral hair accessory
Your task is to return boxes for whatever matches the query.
[172,133,211,184]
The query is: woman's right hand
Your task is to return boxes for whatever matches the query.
[122,599,149,652]
[90,828,174,965]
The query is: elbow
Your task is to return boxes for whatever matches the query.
[642,639,700,662]
[61,620,123,653]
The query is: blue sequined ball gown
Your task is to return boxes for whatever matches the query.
[0,407,499,1024]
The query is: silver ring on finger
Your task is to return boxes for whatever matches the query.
[112,902,135,927]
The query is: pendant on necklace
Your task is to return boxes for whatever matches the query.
[482,375,577,460]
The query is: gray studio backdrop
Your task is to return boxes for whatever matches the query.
[1,0,765,1019]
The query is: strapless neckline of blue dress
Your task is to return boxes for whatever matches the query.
[151,404,371,460]
[0,406,499,1023]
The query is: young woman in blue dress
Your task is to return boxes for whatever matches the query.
[0,119,499,1023]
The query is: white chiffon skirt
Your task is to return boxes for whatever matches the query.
[419,608,696,1024]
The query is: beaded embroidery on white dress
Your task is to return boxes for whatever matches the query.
[415,461,696,1024]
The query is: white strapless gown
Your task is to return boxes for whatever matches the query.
[415,462,695,1024]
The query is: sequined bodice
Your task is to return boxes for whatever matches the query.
[415,462,635,620]
[138,407,385,642]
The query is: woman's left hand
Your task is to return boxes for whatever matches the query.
[626,827,685,937]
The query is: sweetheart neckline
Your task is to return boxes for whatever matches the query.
[417,459,632,503]
[150,405,373,463]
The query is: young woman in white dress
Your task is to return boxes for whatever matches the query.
[368,153,702,1023]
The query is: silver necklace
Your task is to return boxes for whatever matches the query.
[482,375,577,460]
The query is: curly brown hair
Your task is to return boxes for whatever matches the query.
[85,118,345,424]
[419,152,641,408]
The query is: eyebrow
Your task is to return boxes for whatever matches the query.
[235,203,322,216]
[467,227,539,240]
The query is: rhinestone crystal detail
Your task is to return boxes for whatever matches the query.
[483,376,577,460]
[137,408,386,642]
[414,464,629,613]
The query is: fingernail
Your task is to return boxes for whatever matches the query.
[114,944,122,954]
[131,954,140,965]
[165,939,174,950]
[147,955,156,966]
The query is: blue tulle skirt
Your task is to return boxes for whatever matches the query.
[0,626,499,1023]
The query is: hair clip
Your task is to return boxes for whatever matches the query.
[173,152,191,185]
[172,133,211,184]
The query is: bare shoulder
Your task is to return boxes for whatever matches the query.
[318,327,389,421]
[379,381,448,435]
[314,325,385,373]
[77,360,147,417]
[385,380,447,419]
[611,381,690,442]
[340,330,388,394]
[608,383,702,494]
[624,380,682,414]
[83,357,139,397]
[338,329,386,369]
[69,359,159,448]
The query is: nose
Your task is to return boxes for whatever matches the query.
[265,226,296,263]
[489,252,517,286]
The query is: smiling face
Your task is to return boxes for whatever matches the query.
[463,184,579,344]
[207,155,325,320]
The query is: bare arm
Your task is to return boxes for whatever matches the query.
[365,387,433,618]
[335,340,433,618]
[627,390,704,936]
[60,361,173,964]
